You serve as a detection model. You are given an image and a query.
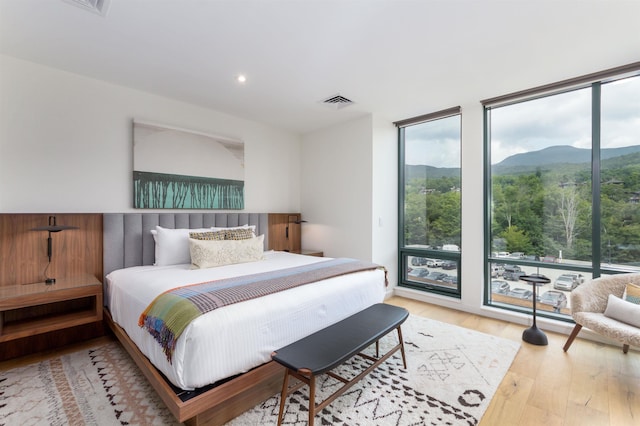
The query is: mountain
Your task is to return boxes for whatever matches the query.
[405,164,460,181]
[405,144,640,179]
[492,144,640,175]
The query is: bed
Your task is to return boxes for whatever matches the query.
[102,213,386,425]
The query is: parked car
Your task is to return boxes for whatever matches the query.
[503,265,524,281]
[425,271,448,281]
[411,256,428,266]
[442,275,457,285]
[509,252,525,259]
[426,259,443,267]
[553,273,585,291]
[408,268,429,279]
[539,290,568,311]
[571,273,585,284]
[491,280,511,294]
[441,260,457,270]
[491,264,504,278]
[506,288,533,300]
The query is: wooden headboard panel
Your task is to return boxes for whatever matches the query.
[0,213,102,286]
[102,212,269,283]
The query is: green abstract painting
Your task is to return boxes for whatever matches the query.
[133,121,244,209]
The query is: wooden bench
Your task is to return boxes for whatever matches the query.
[271,303,409,426]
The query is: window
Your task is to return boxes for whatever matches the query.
[397,108,462,297]
[600,76,640,268]
[484,65,640,317]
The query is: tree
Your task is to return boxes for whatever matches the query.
[500,225,533,254]
[557,184,580,249]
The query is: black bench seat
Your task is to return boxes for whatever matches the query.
[271,303,409,426]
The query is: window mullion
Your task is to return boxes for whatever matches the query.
[592,82,602,278]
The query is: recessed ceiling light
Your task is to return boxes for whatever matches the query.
[237,75,247,84]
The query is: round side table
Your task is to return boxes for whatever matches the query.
[520,274,551,346]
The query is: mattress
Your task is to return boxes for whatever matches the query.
[106,251,386,390]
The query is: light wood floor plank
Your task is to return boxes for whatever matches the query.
[385,295,638,426]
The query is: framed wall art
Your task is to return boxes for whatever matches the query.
[133,121,244,209]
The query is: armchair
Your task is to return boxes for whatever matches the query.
[563,273,640,354]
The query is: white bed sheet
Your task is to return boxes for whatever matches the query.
[106,251,386,390]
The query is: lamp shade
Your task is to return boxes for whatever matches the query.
[31,216,78,232]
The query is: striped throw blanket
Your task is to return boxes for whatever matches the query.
[139,258,385,363]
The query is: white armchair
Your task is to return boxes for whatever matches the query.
[563,273,640,354]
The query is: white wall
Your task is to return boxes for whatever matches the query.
[0,55,301,213]
[371,116,398,288]
[300,116,373,261]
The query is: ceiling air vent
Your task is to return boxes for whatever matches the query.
[62,0,111,17]
[320,94,355,110]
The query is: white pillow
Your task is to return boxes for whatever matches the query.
[603,294,640,328]
[189,235,264,269]
[151,226,212,266]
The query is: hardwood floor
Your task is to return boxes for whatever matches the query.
[2,299,638,425]
[386,296,639,426]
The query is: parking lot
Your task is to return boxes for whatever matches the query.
[407,256,592,314]
[491,263,591,312]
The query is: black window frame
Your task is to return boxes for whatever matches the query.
[482,62,640,316]
[396,107,462,298]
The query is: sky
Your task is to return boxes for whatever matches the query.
[405,115,461,168]
[404,74,640,167]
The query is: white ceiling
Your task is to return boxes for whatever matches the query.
[1,0,639,134]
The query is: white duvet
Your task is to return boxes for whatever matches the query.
[106,251,386,390]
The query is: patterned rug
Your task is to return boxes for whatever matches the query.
[0,314,519,426]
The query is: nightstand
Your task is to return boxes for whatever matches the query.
[0,274,102,343]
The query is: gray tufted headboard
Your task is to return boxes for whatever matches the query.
[103,212,269,283]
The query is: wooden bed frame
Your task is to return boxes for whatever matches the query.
[102,212,287,425]
[105,310,284,425]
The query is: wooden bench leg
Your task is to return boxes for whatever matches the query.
[397,326,407,369]
[276,369,290,426]
[308,373,316,426]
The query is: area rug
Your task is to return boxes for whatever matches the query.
[0,314,519,425]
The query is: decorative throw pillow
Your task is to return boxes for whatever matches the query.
[623,282,640,305]
[189,234,265,269]
[603,294,640,328]
[224,228,255,240]
[212,224,256,233]
[189,230,227,241]
[152,226,212,266]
